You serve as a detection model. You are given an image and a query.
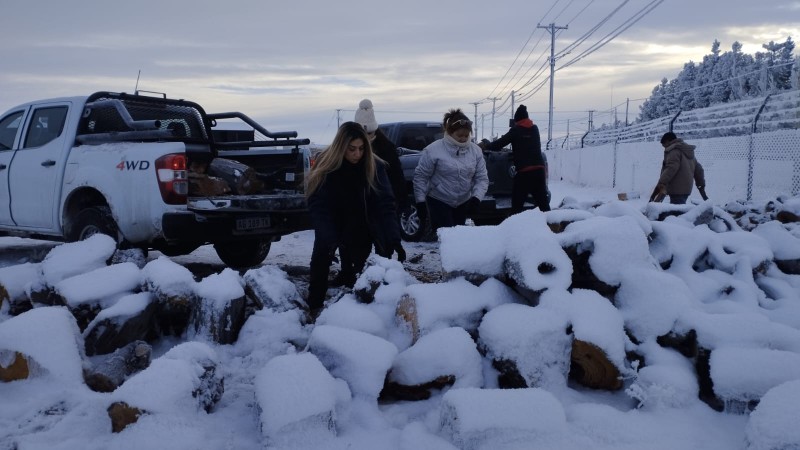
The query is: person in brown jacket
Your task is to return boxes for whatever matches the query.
[650,132,708,204]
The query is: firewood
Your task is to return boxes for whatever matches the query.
[208,158,264,195]
[107,402,145,433]
[0,351,29,382]
[188,172,231,196]
[395,294,419,343]
[570,339,623,390]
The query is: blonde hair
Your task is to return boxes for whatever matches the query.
[306,121,381,197]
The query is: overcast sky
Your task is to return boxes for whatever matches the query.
[2,0,798,144]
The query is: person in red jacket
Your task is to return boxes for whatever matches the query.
[479,104,550,213]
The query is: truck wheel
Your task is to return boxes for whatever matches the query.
[68,206,121,243]
[214,239,271,269]
[399,204,433,242]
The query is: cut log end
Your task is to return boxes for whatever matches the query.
[570,339,622,390]
[396,294,419,343]
[0,352,30,382]
[107,402,145,433]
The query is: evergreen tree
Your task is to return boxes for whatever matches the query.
[636,37,796,122]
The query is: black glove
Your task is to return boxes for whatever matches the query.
[649,185,666,203]
[394,242,406,262]
[698,186,709,201]
[466,197,481,213]
[415,202,427,222]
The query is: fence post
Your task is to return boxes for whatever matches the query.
[668,110,682,131]
[747,94,773,201]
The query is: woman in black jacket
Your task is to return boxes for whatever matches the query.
[354,99,410,213]
[305,121,404,317]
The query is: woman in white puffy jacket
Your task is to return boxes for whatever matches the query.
[413,108,489,234]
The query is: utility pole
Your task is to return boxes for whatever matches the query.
[588,110,594,132]
[489,97,501,138]
[625,98,630,127]
[470,102,481,140]
[336,109,341,127]
[510,90,515,124]
[537,22,568,149]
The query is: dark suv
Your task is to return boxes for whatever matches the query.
[384,121,549,241]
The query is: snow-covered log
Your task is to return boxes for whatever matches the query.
[397,278,511,344]
[55,262,143,331]
[84,340,152,392]
[83,292,156,356]
[142,257,197,337]
[107,342,223,431]
[307,325,397,400]
[189,269,246,345]
[242,265,306,312]
[0,262,41,315]
[254,352,349,446]
[478,303,572,390]
[439,387,567,450]
[0,307,85,385]
[383,327,482,401]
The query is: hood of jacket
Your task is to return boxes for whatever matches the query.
[665,138,696,160]
[515,118,534,128]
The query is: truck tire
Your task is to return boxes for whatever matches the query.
[68,206,121,243]
[213,239,271,269]
[399,203,434,242]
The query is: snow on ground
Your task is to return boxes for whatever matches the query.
[1,181,800,450]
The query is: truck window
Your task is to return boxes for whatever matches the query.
[0,111,23,151]
[23,106,68,149]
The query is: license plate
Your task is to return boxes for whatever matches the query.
[236,217,270,231]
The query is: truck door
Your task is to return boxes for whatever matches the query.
[8,104,69,230]
[0,110,25,226]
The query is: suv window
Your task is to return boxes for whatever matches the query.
[24,106,68,149]
[0,111,23,151]
[398,126,443,150]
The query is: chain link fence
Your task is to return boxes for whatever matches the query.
[546,89,800,204]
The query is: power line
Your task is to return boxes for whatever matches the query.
[482,0,561,101]
[558,0,664,70]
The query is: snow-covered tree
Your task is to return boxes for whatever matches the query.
[636,37,797,122]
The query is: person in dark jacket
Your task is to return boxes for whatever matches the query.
[650,132,707,204]
[354,99,410,214]
[305,121,405,318]
[479,104,550,213]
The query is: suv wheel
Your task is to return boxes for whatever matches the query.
[214,239,271,269]
[399,204,433,242]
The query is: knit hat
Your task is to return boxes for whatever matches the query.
[354,99,379,133]
[514,104,529,121]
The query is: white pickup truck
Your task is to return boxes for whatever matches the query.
[0,91,312,268]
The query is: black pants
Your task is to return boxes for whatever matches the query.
[669,194,689,204]
[307,229,372,311]
[512,169,550,214]
[426,196,469,234]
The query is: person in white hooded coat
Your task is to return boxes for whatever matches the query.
[413,108,489,234]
